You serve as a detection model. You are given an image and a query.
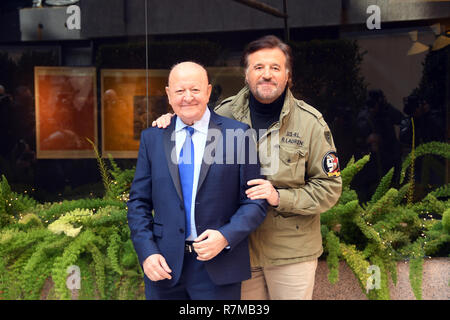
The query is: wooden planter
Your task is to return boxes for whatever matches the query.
[312,257,449,300]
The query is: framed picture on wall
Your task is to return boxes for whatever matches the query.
[101,69,170,158]
[34,66,98,159]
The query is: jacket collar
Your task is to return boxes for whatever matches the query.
[229,85,295,133]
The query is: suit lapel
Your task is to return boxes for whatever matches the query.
[163,120,184,202]
[197,111,223,193]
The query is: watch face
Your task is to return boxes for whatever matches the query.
[45,0,79,6]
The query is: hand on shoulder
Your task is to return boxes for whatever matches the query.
[151,113,175,128]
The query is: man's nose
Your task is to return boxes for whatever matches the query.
[262,67,272,79]
[183,90,194,101]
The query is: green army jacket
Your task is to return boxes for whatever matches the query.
[215,86,342,267]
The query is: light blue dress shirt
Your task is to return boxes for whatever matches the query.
[175,108,210,241]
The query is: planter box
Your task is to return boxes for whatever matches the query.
[36,257,448,300]
[313,257,450,300]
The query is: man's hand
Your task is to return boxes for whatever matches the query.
[151,113,174,128]
[246,179,279,206]
[193,230,229,261]
[143,254,172,281]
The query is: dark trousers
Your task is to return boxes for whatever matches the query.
[145,250,241,300]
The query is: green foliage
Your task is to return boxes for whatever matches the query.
[402,240,425,300]
[422,219,450,257]
[87,138,113,199]
[107,155,135,203]
[20,239,63,299]
[363,188,398,224]
[339,243,371,294]
[325,231,340,284]
[86,241,106,299]
[37,198,125,224]
[1,140,448,300]
[366,256,388,300]
[86,138,135,202]
[400,142,450,184]
[443,208,450,234]
[77,258,97,299]
[340,155,370,190]
[18,213,43,229]
[121,240,139,269]
[369,168,394,206]
[411,193,447,221]
[0,162,142,300]
[409,257,423,300]
[0,175,38,228]
[407,117,416,206]
[51,230,102,299]
[107,231,123,276]
[430,183,450,199]
[321,141,450,300]
[393,183,410,206]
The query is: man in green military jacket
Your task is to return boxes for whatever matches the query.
[153,35,342,300]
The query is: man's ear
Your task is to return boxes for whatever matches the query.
[286,70,292,88]
[207,84,212,97]
[165,86,171,104]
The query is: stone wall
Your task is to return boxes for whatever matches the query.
[313,257,450,300]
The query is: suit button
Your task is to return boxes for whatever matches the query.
[179,228,184,234]
[180,204,184,210]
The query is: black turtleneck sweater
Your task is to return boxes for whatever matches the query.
[249,89,286,140]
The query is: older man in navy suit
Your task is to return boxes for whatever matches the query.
[127,62,267,300]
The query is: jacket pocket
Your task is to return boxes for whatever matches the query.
[278,146,306,184]
[261,213,321,260]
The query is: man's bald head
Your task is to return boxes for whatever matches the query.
[165,61,212,125]
[168,61,209,87]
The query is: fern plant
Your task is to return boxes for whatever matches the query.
[0,160,142,300]
[0,175,37,228]
[321,141,450,300]
[0,140,447,300]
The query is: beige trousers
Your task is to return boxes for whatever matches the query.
[241,259,318,300]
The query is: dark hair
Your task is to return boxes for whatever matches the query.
[366,89,386,109]
[403,94,422,116]
[241,35,293,87]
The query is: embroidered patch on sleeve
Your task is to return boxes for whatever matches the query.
[322,151,341,177]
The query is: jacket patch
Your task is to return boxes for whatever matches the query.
[322,151,340,177]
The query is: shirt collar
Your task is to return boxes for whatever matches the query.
[175,107,210,135]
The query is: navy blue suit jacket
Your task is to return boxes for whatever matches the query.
[127,111,267,287]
